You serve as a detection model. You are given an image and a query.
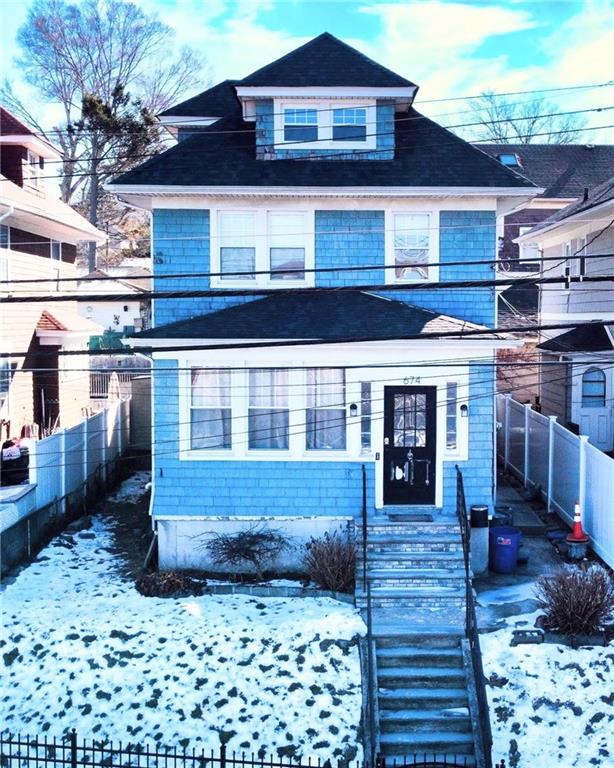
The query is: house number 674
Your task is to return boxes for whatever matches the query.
[403,376,421,384]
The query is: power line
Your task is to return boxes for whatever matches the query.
[28,104,614,165]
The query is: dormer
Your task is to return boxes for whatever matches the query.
[0,107,61,193]
[157,34,418,160]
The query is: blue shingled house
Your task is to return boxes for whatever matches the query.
[109,33,535,570]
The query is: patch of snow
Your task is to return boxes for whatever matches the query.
[106,471,151,503]
[1,516,365,760]
[481,610,613,767]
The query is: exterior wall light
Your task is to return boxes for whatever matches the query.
[460,404,469,418]
[349,403,358,417]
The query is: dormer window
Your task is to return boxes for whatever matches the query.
[274,100,376,150]
[283,108,318,142]
[24,149,43,188]
[332,108,367,141]
[497,153,521,168]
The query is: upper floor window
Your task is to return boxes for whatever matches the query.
[274,100,376,150]
[581,368,606,408]
[24,150,42,188]
[213,209,313,288]
[518,226,540,266]
[283,108,318,142]
[332,108,367,142]
[389,213,432,282]
[0,225,9,249]
[50,240,62,261]
[497,153,521,168]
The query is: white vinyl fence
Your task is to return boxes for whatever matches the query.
[28,398,130,513]
[496,394,614,568]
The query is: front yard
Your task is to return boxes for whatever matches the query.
[0,477,365,760]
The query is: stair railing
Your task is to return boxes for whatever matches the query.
[360,464,380,765]
[456,466,493,768]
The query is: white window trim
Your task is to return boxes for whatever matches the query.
[517,226,540,264]
[210,207,315,288]
[24,150,42,189]
[441,380,469,461]
[384,209,440,284]
[273,99,377,151]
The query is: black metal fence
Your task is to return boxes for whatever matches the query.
[455,467,494,768]
[0,733,508,768]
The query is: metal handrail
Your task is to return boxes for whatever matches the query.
[455,466,493,768]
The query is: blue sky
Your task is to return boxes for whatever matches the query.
[1,0,613,139]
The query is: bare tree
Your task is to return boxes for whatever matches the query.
[468,91,587,144]
[3,0,208,269]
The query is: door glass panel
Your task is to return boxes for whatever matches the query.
[392,393,426,447]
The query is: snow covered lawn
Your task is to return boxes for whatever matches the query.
[1,500,365,759]
[481,610,613,767]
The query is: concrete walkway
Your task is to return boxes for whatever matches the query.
[473,476,566,632]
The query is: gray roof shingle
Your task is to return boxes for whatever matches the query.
[133,291,487,340]
[479,144,614,199]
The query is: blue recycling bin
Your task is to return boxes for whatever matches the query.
[489,525,522,574]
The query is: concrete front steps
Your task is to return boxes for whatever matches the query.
[375,629,475,765]
[356,518,467,612]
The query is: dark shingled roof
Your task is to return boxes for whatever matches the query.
[113,109,537,189]
[159,80,242,119]
[133,291,486,340]
[539,323,613,353]
[240,32,416,88]
[479,144,614,199]
[526,175,614,235]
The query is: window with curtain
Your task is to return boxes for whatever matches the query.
[219,212,256,279]
[446,382,458,450]
[393,213,430,280]
[190,368,232,449]
[248,369,290,449]
[268,212,306,280]
[306,369,346,450]
[283,108,318,142]
[332,107,367,141]
[581,368,606,408]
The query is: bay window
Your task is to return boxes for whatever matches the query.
[190,368,231,449]
[306,368,346,450]
[248,369,290,449]
[214,209,312,287]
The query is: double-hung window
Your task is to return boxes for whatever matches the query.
[517,226,540,266]
[306,368,346,450]
[283,108,318,143]
[332,108,367,142]
[248,369,290,449]
[219,212,256,280]
[215,210,311,286]
[269,212,305,280]
[50,241,62,261]
[190,368,231,449]
[391,213,431,281]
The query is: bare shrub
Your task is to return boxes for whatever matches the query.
[136,570,204,597]
[303,531,356,593]
[534,565,614,636]
[202,525,290,580]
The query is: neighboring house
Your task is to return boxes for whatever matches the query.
[77,267,151,337]
[0,107,105,439]
[517,176,614,452]
[108,33,537,570]
[480,144,614,402]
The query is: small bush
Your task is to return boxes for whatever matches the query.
[303,531,356,593]
[534,565,614,636]
[136,570,205,597]
[201,524,290,580]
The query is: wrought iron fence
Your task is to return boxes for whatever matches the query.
[0,732,508,768]
[455,467,494,768]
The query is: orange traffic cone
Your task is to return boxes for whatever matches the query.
[567,501,589,543]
